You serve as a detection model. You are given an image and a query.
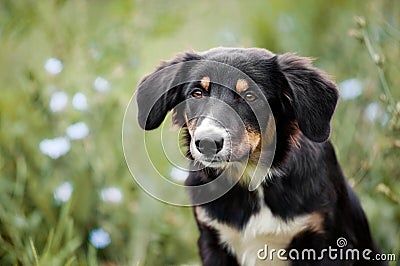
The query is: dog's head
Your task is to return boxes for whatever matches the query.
[136,47,338,169]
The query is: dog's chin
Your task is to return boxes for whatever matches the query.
[191,154,249,169]
[197,159,229,169]
[189,143,252,169]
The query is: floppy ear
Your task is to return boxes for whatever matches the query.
[136,52,200,130]
[277,53,339,142]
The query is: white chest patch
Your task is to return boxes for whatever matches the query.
[195,190,318,266]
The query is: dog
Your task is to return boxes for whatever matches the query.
[136,47,386,265]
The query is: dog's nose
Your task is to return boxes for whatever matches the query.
[195,136,224,156]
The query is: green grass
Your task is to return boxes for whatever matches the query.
[0,0,399,265]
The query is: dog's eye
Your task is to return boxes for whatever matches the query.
[191,89,203,99]
[244,92,257,102]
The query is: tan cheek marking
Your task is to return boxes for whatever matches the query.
[230,128,259,162]
[245,126,261,152]
[184,113,196,136]
[236,79,249,93]
[200,76,210,91]
[264,116,276,146]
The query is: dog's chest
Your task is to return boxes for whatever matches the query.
[196,198,314,266]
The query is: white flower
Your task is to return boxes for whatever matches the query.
[44,57,63,75]
[93,77,110,92]
[39,137,71,159]
[89,228,111,249]
[277,13,295,33]
[100,187,123,204]
[89,47,102,60]
[339,78,363,100]
[364,102,383,122]
[72,92,88,111]
[169,167,188,182]
[53,182,73,202]
[49,91,68,112]
[66,122,89,140]
[380,113,389,126]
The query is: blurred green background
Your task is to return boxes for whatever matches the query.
[1,0,399,265]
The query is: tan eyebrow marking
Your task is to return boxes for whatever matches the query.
[236,79,249,92]
[200,76,210,90]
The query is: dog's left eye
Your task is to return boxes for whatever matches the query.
[244,92,257,102]
[191,89,203,99]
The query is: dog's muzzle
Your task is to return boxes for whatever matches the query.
[190,117,232,164]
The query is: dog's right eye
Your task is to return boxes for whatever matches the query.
[191,89,203,99]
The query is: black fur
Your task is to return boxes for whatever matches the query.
[136,47,386,265]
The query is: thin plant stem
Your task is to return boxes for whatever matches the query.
[361,28,396,109]
[29,238,39,266]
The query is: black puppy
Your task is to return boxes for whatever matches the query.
[136,47,386,266]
